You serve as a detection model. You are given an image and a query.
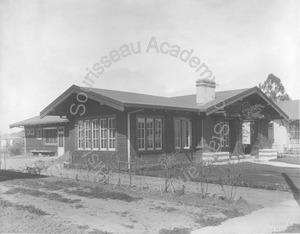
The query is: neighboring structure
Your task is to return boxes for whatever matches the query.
[10,80,288,167]
[0,131,25,149]
[10,116,69,156]
[269,100,300,153]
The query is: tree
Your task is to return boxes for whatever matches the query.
[260,74,291,101]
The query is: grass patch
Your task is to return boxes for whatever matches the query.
[159,228,192,234]
[271,157,300,165]
[0,198,48,215]
[5,187,81,204]
[150,206,178,212]
[194,215,225,227]
[64,185,141,202]
[88,229,113,234]
[136,162,300,191]
[279,223,300,233]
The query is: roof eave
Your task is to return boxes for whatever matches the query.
[205,87,289,120]
[40,85,125,118]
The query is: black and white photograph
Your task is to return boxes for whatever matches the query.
[0,0,299,233]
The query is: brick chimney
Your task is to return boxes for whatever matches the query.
[196,78,216,105]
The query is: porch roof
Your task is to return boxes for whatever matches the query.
[9,115,69,128]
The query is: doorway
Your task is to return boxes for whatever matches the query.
[57,127,65,156]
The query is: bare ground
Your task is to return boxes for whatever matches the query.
[0,175,261,234]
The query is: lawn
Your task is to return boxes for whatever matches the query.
[271,157,300,165]
[136,162,300,191]
[0,170,261,233]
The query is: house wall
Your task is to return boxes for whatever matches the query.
[68,100,127,168]
[271,120,289,152]
[24,123,68,156]
[128,109,203,166]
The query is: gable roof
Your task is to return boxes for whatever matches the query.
[39,85,288,120]
[10,116,69,128]
[274,100,300,120]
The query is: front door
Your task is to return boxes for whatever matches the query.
[57,127,65,156]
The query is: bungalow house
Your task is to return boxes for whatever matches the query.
[10,79,288,168]
[269,100,300,153]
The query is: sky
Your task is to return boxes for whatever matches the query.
[0,0,299,134]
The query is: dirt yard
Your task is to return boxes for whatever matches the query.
[0,170,262,234]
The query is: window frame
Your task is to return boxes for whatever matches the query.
[92,119,99,150]
[43,127,57,145]
[174,117,192,150]
[36,128,43,139]
[76,116,116,151]
[108,118,116,151]
[137,116,163,151]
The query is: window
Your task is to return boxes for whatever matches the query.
[26,128,35,136]
[155,119,162,150]
[85,120,91,149]
[138,117,163,151]
[77,121,85,149]
[100,118,108,150]
[146,118,154,150]
[92,119,99,149]
[108,118,116,150]
[44,128,57,144]
[216,121,229,147]
[36,128,42,139]
[77,117,116,150]
[138,118,145,150]
[174,118,191,149]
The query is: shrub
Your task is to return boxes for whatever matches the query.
[218,166,242,201]
[158,153,179,193]
[7,143,23,156]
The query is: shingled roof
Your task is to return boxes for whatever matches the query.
[10,115,69,128]
[89,87,249,111]
[274,100,300,120]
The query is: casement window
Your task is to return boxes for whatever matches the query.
[174,118,191,149]
[44,128,57,144]
[36,128,43,139]
[84,120,91,149]
[108,118,116,150]
[77,120,85,150]
[77,117,116,151]
[92,119,99,149]
[216,121,230,147]
[155,119,162,150]
[137,118,145,150]
[100,118,108,150]
[138,117,163,151]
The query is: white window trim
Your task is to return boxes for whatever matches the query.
[76,121,85,150]
[137,116,163,151]
[100,118,108,150]
[155,119,162,150]
[108,118,116,151]
[84,120,91,150]
[92,119,99,150]
[174,118,191,150]
[146,118,154,150]
[138,118,146,150]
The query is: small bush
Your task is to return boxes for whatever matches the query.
[7,143,23,156]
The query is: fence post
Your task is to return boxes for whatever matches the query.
[129,162,132,188]
[118,161,120,187]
